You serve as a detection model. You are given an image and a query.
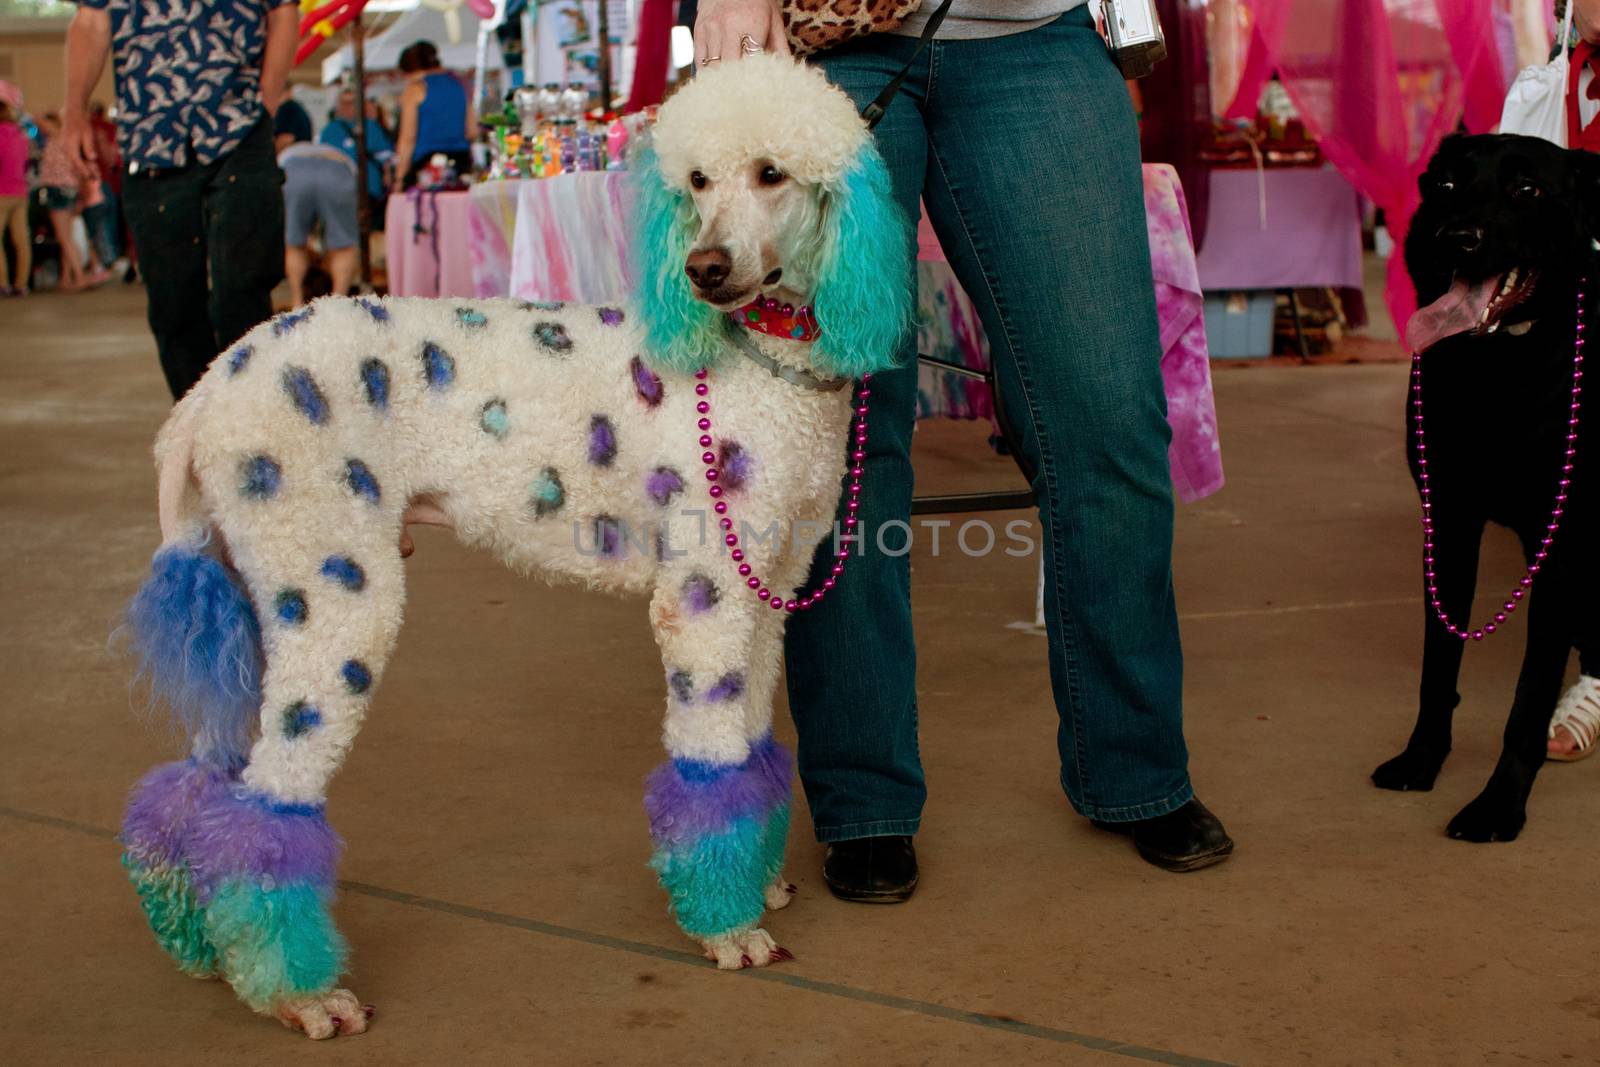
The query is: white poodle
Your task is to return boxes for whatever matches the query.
[119,54,911,1038]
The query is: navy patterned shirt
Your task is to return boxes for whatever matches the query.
[80,0,294,170]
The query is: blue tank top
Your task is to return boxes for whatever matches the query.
[413,71,470,161]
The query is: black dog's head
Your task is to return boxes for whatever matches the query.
[1405,134,1600,352]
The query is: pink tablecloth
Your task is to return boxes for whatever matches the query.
[388,167,1224,502]
[1195,167,1363,292]
[384,189,478,299]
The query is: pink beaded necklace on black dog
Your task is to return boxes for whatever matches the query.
[695,297,871,614]
[1411,278,1587,641]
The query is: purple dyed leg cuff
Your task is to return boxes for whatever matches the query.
[643,734,791,848]
[122,759,342,900]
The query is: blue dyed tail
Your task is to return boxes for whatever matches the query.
[125,541,263,767]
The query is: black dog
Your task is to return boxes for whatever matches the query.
[1372,134,1599,841]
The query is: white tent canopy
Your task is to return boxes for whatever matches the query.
[322,2,506,85]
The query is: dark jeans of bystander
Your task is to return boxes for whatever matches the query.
[123,117,285,399]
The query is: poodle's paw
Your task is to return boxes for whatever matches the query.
[700,926,794,970]
[765,875,797,911]
[1446,791,1526,843]
[273,989,373,1040]
[1372,745,1449,791]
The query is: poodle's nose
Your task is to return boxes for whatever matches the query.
[685,249,732,291]
[1440,224,1485,253]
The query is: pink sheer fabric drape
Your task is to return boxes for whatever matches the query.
[1221,0,1507,334]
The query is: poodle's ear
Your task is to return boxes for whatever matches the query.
[631,146,726,373]
[811,142,915,378]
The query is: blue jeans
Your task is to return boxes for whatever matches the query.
[784,7,1194,837]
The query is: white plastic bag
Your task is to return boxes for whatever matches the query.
[1500,1,1574,145]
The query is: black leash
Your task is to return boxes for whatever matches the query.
[860,0,955,130]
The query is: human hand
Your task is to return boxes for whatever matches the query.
[693,0,790,69]
[60,110,99,184]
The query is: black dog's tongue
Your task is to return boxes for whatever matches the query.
[1405,275,1502,353]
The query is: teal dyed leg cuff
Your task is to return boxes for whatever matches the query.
[204,878,349,1012]
[650,803,790,941]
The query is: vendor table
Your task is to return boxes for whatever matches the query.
[1195,167,1363,292]
[386,164,1223,502]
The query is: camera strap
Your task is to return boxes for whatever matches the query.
[860,0,955,131]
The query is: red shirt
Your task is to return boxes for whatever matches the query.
[1569,41,1600,151]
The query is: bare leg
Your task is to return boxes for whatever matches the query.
[49,208,84,289]
[285,245,312,308]
[326,246,358,298]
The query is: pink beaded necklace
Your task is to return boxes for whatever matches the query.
[692,352,872,614]
[1411,278,1587,642]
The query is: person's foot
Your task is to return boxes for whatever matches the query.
[822,835,917,903]
[1547,675,1600,762]
[1093,798,1234,872]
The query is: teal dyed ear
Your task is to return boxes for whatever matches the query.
[631,147,725,373]
[811,144,915,378]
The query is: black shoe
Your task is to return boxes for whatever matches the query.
[822,835,918,903]
[1093,798,1234,872]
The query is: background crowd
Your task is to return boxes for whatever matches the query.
[0,30,470,341]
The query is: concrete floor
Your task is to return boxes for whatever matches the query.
[3,286,1598,1066]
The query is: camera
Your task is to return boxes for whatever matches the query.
[1100,0,1168,79]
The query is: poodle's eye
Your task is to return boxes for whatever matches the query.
[1509,180,1543,201]
[689,170,708,191]
[758,165,786,187]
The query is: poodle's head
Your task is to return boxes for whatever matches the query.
[631,54,913,378]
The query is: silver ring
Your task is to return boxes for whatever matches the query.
[700,54,722,66]
[739,34,764,55]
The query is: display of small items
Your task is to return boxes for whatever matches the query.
[483,83,652,180]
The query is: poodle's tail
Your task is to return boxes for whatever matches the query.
[126,394,262,768]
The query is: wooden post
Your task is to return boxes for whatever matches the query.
[352,16,373,290]
[596,0,612,112]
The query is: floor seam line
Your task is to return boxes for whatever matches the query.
[0,803,1237,1067]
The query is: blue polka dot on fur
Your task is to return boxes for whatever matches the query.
[321,556,365,591]
[361,358,390,410]
[344,459,381,504]
[275,589,308,624]
[341,660,372,694]
[356,297,390,323]
[239,455,281,499]
[422,342,455,389]
[282,367,330,425]
[227,345,253,375]
[282,701,322,738]
[272,307,314,337]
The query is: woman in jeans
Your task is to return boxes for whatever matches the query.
[694,0,1232,901]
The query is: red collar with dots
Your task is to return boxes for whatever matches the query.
[732,295,822,343]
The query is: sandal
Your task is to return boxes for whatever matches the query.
[1547,675,1600,762]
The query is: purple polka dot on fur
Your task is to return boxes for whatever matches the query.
[630,356,663,408]
[682,573,719,614]
[594,515,623,558]
[646,466,684,506]
[706,672,745,703]
[598,307,625,326]
[589,415,618,467]
[718,441,753,493]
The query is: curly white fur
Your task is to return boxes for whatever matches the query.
[124,54,911,1035]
